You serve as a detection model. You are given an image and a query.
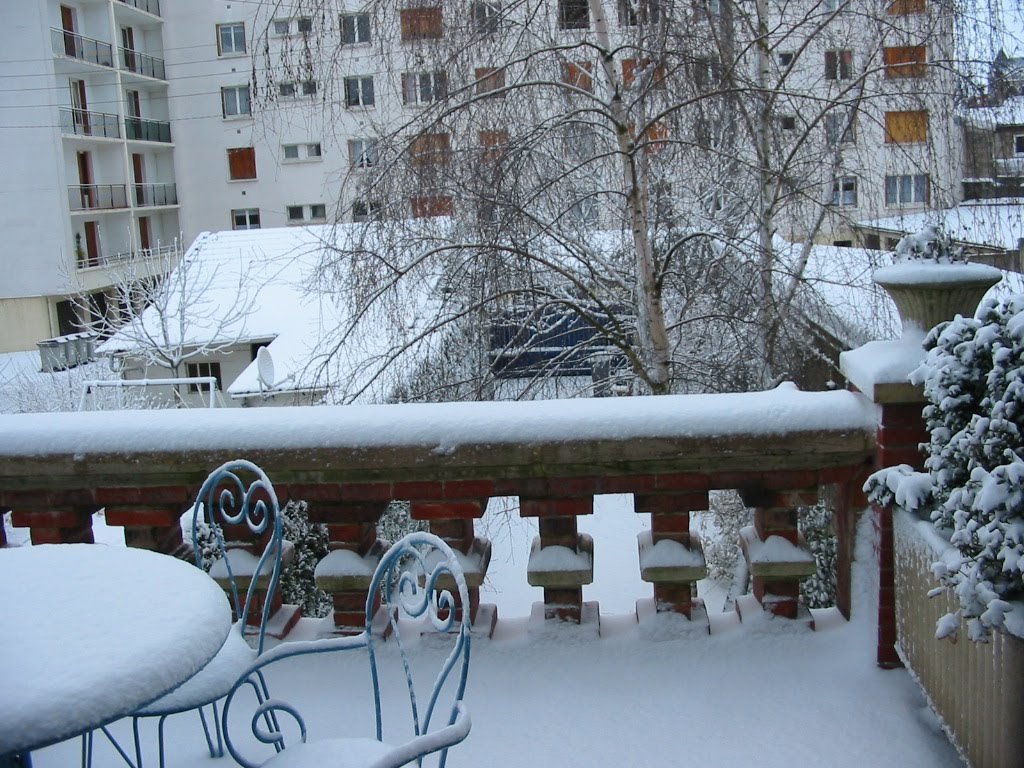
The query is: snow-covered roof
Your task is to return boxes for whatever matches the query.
[98,224,447,404]
[856,200,1024,252]
[963,95,1024,127]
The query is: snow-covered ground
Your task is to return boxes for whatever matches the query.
[10,499,962,768]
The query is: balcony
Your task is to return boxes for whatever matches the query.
[59,108,120,140]
[109,243,181,264]
[117,0,161,16]
[124,116,171,143]
[119,47,166,80]
[50,28,114,68]
[68,184,128,211]
[995,156,1024,176]
[133,182,177,207]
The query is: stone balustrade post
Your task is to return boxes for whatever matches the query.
[5,490,97,544]
[522,492,595,624]
[96,486,189,554]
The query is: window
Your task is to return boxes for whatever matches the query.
[884,110,928,143]
[352,199,380,222]
[410,132,451,166]
[562,61,594,92]
[885,174,929,205]
[1015,134,1024,155]
[273,19,290,35]
[400,7,443,40]
[186,362,222,393]
[617,0,659,25]
[884,46,927,78]
[232,208,260,229]
[472,2,501,34]
[831,176,857,206]
[340,12,371,43]
[273,18,311,35]
[825,49,853,80]
[297,16,313,33]
[780,115,796,130]
[280,80,317,98]
[282,143,322,161]
[411,194,454,218]
[221,85,251,117]
[475,67,505,95]
[480,129,509,160]
[825,109,856,144]
[287,204,329,223]
[559,0,589,29]
[402,71,447,104]
[310,203,327,220]
[349,138,378,167]
[227,147,256,180]
[622,58,666,89]
[778,51,794,69]
[217,23,245,55]
[344,76,375,107]
[887,0,925,14]
[287,205,304,222]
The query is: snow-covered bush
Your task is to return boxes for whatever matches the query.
[704,491,749,583]
[893,224,965,264]
[376,500,428,544]
[280,501,333,618]
[799,502,837,609]
[867,295,1024,641]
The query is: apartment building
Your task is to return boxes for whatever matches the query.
[0,0,965,355]
[0,0,182,352]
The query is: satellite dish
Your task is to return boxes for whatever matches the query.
[256,346,276,388]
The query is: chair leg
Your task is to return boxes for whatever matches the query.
[132,718,143,768]
[100,727,138,768]
[81,731,91,768]
[198,703,223,758]
[156,716,168,768]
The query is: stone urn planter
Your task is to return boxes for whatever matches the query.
[873,262,1002,337]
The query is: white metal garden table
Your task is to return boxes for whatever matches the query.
[0,543,231,760]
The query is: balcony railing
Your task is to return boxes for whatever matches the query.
[119,47,166,80]
[68,184,128,211]
[117,0,161,16]
[110,242,181,264]
[125,116,171,143]
[133,182,177,207]
[59,108,121,139]
[51,28,114,68]
[995,156,1024,176]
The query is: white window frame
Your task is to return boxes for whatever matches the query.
[825,49,853,80]
[232,208,260,230]
[885,174,929,206]
[272,19,291,35]
[221,85,251,118]
[777,51,794,69]
[282,142,323,162]
[287,205,305,222]
[402,71,447,106]
[472,2,500,35]
[831,176,857,207]
[217,23,246,55]
[1015,134,1024,156]
[340,12,371,44]
[349,139,378,168]
[825,109,856,145]
[352,199,381,222]
[344,76,375,107]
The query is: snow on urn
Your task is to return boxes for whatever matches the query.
[872,226,1001,337]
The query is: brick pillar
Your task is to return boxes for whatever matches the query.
[634,491,708,618]
[11,505,96,544]
[522,496,594,623]
[737,487,817,623]
[409,501,493,633]
[873,402,928,668]
[96,487,189,554]
[306,493,388,634]
[830,469,869,621]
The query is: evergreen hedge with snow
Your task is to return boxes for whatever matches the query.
[868,295,1024,641]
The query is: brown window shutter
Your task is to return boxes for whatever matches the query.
[227,147,256,179]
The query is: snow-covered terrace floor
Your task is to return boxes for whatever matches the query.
[19,508,963,768]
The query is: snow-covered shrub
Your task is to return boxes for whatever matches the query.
[280,501,333,618]
[893,224,965,264]
[703,490,750,583]
[192,517,223,572]
[799,502,837,609]
[376,500,428,544]
[867,295,1024,641]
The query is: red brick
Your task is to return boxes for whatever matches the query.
[878,424,929,448]
[341,483,394,502]
[520,498,593,517]
[443,479,495,499]
[393,481,445,500]
[601,475,658,494]
[654,474,710,491]
[104,506,181,528]
[494,477,547,497]
[547,477,601,496]
[324,522,368,544]
[539,516,578,548]
[28,528,65,545]
[332,591,370,612]
[878,445,925,469]
[11,509,88,528]
[543,587,583,622]
[283,483,344,502]
[763,471,818,491]
[410,501,484,520]
[124,525,184,553]
[650,512,692,542]
[635,493,707,515]
[880,403,926,429]
[309,503,386,523]
[817,465,859,484]
[753,577,801,601]
[654,582,694,616]
[430,518,473,541]
[708,472,760,490]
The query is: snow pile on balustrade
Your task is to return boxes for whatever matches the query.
[528,544,592,572]
[740,527,814,565]
[637,530,704,569]
[315,549,378,579]
[0,383,878,458]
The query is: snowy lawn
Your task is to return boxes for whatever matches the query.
[13,498,962,768]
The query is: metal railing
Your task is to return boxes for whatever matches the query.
[119,47,166,80]
[68,184,128,211]
[51,28,114,68]
[110,243,181,263]
[125,116,171,143]
[133,182,177,207]
[995,157,1024,176]
[59,108,121,139]
[117,0,161,16]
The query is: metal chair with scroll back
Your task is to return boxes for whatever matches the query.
[221,530,473,768]
[113,459,288,768]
